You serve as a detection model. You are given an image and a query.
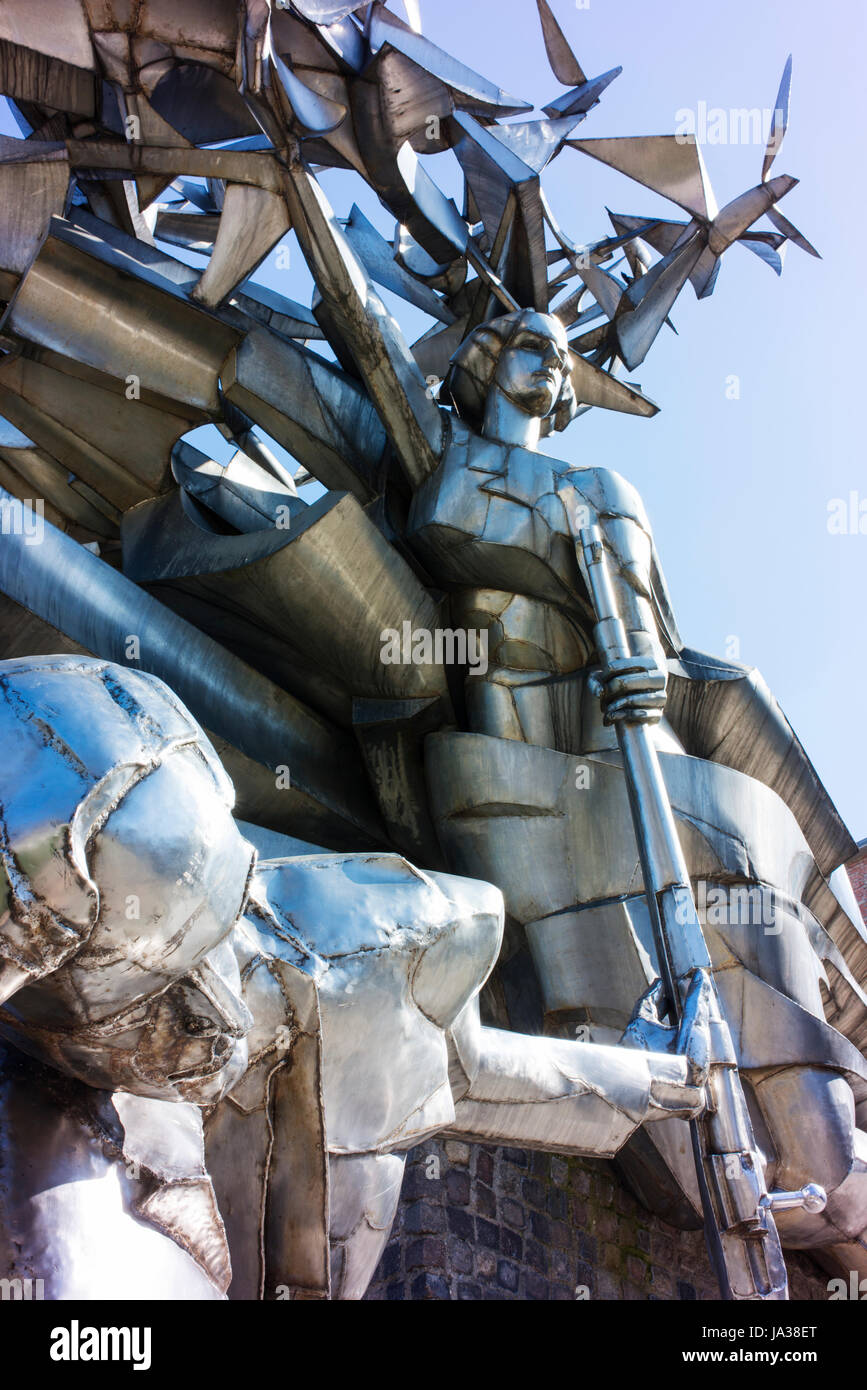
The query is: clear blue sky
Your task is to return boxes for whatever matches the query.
[2,0,863,837]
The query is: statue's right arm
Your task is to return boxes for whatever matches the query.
[280,158,445,488]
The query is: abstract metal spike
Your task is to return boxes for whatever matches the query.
[192,185,291,309]
[489,116,582,174]
[535,0,586,87]
[573,259,624,321]
[312,16,366,70]
[569,351,658,417]
[395,141,519,312]
[367,4,532,115]
[568,134,717,221]
[766,206,821,258]
[709,174,797,253]
[395,142,470,257]
[690,246,722,300]
[450,111,549,310]
[411,319,470,381]
[738,236,786,276]
[288,2,371,22]
[173,178,221,214]
[617,234,705,368]
[401,0,423,33]
[542,66,622,119]
[762,54,792,182]
[343,205,454,322]
[268,46,347,135]
[608,211,715,301]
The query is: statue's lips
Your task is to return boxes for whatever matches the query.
[166,1033,239,1082]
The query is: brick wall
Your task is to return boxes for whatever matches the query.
[364,1138,829,1301]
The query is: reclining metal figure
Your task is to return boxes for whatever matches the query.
[0,656,709,1300]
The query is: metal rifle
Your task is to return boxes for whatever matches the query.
[578,524,826,1301]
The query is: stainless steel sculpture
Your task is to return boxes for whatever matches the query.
[0,655,710,1299]
[0,0,863,1301]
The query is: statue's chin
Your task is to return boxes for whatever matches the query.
[505,383,557,421]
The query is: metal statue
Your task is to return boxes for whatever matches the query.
[0,0,863,1300]
[0,656,710,1299]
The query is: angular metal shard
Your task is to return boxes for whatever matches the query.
[368,4,532,115]
[0,350,191,508]
[765,206,821,258]
[617,234,705,368]
[411,318,469,381]
[573,259,624,321]
[149,63,262,146]
[536,0,586,87]
[0,0,94,71]
[172,440,305,533]
[313,17,366,70]
[489,116,582,174]
[689,246,722,300]
[762,54,792,183]
[230,280,326,341]
[542,65,621,119]
[290,1,371,20]
[154,211,221,253]
[222,328,387,502]
[450,112,548,309]
[708,174,797,254]
[738,236,786,276]
[192,184,291,309]
[0,137,69,275]
[569,353,658,417]
[343,205,454,322]
[568,134,717,221]
[268,47,348,135]
[173,179,221,214]
[0,418,117,538]
[5,223,238,415]
[0,34,96,115]
[401,0,423,33]
[395,141,470,256]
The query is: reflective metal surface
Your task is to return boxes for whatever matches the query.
[0,0,859,1303]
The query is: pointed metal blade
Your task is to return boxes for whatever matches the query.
[568,134,717,221]
[762,54,792,182]
[536,0,586,87]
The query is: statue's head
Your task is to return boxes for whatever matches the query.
[442,309,577,437]
[0,658,255,1105]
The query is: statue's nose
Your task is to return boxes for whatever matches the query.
[182,958,253,1039]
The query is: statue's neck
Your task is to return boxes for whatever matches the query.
[481,387,542,451]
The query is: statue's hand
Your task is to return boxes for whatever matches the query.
[588,654,667,726]
[621,970,711,1120]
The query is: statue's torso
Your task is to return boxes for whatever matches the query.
[408,416,651,629]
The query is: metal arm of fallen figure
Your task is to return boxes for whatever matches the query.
[443,969,712,1156]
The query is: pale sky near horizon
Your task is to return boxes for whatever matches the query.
[1,0,864,838]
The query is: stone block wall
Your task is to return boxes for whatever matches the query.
[364,1138,830,1302]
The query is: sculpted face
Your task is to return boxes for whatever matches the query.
[493,311,572,421]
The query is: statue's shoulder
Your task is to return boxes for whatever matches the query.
[555,460,651,532]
